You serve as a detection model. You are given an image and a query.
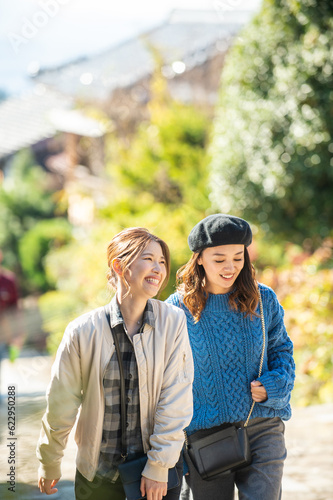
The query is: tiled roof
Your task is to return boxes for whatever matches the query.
[0,87,105,160]
[34,10,254,100]
[0,87,72,160]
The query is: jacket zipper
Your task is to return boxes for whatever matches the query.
[183,352,187,379]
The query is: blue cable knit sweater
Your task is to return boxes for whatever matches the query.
[166,283,295,436]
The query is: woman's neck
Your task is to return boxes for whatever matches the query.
[116,290,147,338]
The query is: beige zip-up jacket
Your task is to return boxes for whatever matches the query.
[37,299,194,483]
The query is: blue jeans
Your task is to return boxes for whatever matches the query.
[184,417,286,500]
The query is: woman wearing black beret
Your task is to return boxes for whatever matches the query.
[166,214,295,500]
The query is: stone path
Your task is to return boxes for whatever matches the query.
[0,353,332,499]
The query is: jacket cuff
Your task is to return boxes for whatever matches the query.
[142,460,169,482]
[38,463,62,481]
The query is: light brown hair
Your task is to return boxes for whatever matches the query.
[107,227,170,296]
[176,247,259,322]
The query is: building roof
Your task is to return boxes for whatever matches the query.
[0,86,105,160]
[33,9,255,100]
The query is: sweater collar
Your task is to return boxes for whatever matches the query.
[204,291,233,312]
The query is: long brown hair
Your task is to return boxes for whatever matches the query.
[107,227,170,296]
[176,247,259,322]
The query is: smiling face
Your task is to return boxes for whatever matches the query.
[198,244,245,294]
[124,240,167,299]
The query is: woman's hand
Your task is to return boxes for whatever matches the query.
[250,380,268,402]
[38,477,60,495]
[140,476,167,500]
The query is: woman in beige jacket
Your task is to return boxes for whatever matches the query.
[37,227,194,500]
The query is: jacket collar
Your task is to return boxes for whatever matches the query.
[109,296,155,329]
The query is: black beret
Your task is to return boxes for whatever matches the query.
[188,214,252,252]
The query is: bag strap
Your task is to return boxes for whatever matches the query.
[244,288,266,427]
[184,288,266,446]
[105,309,128,460]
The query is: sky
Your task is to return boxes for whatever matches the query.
[0,0,262,96]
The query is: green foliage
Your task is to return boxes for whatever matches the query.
[39,290,88,354]
[8,344,21,362]
[210,0,333,246]
[0,149,64,292]
[108,103,210,208]
[258,240,333,406]
[38,219,128,351]
[18,218,72,292]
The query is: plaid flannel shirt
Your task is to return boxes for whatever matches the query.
[96,296,155,482]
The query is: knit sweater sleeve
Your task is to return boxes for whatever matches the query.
[257,286,295,410]
[165,292,181,308]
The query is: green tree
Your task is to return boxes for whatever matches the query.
[0,149,69,293]
[108,71,210,210]
[210,0,333,246]
[19,218,72,292]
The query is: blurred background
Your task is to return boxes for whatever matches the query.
[0,0,332,498]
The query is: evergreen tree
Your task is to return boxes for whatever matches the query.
[210,0,333,246]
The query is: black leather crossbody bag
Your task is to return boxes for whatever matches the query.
[105,310,179,500]
[184,290,266,481]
